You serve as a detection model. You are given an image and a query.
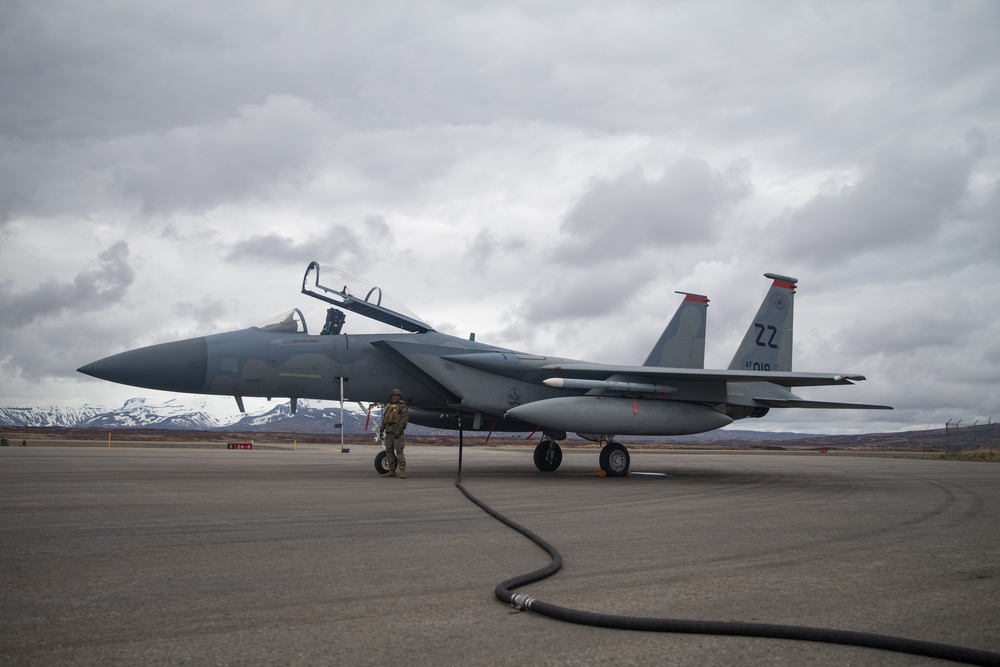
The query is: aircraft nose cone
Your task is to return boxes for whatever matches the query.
[78,337,208,393]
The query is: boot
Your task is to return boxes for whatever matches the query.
[399,469,407,479]
[381,469,397,477]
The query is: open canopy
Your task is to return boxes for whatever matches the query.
[301,261,433,333]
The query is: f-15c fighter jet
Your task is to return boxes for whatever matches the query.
[78,262,891,477]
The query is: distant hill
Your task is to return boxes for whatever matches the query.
[1,398,992,450]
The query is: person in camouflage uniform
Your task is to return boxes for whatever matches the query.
[381,388,409,478]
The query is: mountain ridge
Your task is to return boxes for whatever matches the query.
[1,398,982,450]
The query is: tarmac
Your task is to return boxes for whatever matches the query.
[1,443,998,665]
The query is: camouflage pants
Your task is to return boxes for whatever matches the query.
[384,432,406,471]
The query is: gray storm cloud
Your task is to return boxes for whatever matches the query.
[225,217,389,266]
[778,135,985,260]
[560,159,753,255]
[112,95,328,214]
[0,241,134,328]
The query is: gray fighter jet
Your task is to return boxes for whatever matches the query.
[78,262,891,476]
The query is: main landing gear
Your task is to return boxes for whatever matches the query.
[533,438,563,472]
[598,441,630,477]
[531,437,632,477]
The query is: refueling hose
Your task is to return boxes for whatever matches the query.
[453,433,1000,666]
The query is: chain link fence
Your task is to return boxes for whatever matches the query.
[944,419,995,453]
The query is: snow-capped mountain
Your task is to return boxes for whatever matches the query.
[77,397,231,429]
[0,404,110,428]
[0,397,374,433]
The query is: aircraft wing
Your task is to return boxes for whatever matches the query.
[541,364,894,410]
[536,362,868,388]
[441,353,867,387]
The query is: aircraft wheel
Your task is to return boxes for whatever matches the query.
[599,442,630,477]
[533,439,563,472]
[374,450,389,475]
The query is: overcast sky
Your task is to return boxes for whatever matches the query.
[2,1,998,434]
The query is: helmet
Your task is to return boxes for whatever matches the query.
[390,388,402,396]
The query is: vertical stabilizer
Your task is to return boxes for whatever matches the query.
[728,274,796,372]
[643,292,709,368]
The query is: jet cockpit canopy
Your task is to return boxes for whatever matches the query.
[301,261,433,333]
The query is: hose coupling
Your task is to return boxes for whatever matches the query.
[510,593,536,611]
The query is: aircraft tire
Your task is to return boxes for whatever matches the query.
[599,442,630,477]
[374,450,389,475]
[533,440,562,472]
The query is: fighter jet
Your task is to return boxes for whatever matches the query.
[77,262,891,476]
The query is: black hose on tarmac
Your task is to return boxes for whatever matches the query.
[453,434,1000,666]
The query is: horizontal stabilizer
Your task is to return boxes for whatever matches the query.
[754,398,893,410]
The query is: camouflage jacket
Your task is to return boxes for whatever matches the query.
[383,400,409,431]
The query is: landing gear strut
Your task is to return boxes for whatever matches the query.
[533,438,563,472]
[599,441,630,477]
